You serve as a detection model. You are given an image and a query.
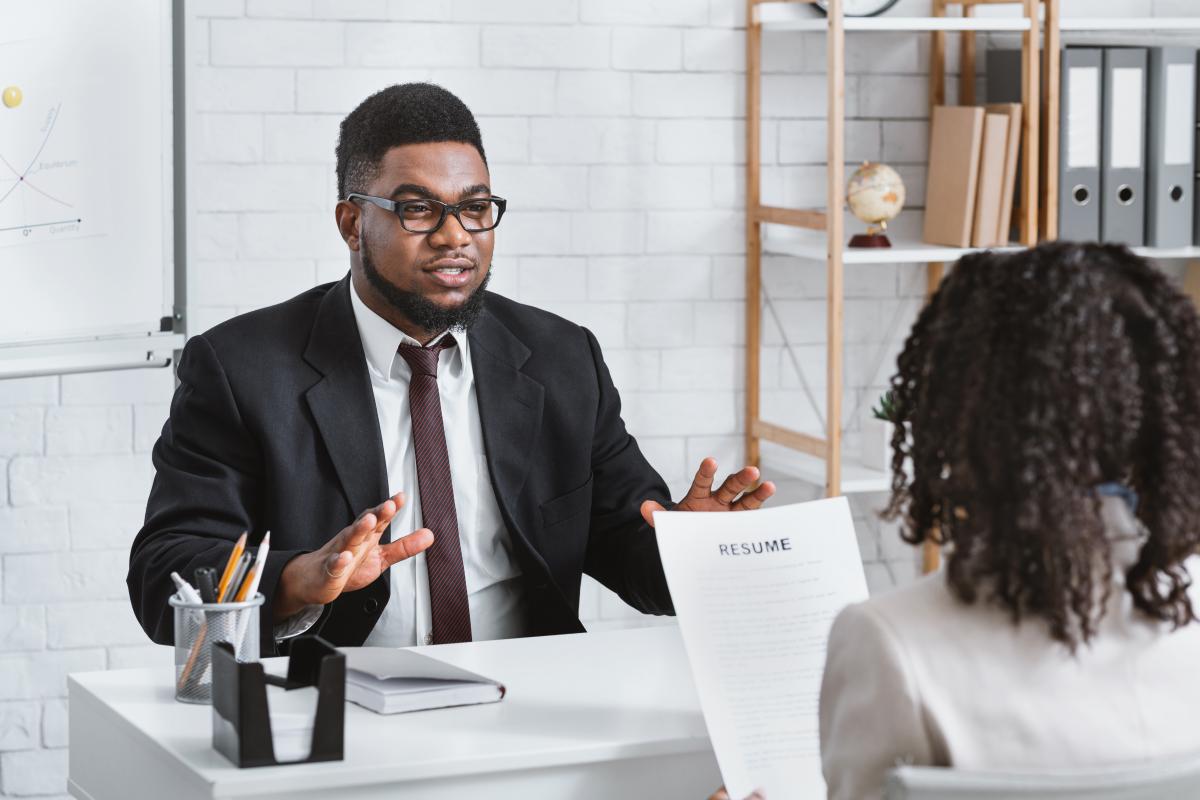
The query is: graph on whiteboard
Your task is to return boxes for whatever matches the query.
[0,95,97,247]
[0,0,167,344]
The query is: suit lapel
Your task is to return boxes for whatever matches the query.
[302,275,389,522]
[469,303,544,539]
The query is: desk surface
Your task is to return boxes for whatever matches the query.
[69,625,718,799]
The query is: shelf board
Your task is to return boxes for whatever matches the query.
[1059,17,1200,32]
[754,4,1200,33]
[754,4,1032,32]
[763,232,1022,264]
[760,441,893,495]
[1130,245,1200,260]
[763,232,1200,265]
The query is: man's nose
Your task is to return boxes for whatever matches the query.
[429,211,472,248]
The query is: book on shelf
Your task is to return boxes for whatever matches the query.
[339,646,506,715]
[973,112,1011,248]
[986,103,1023,246]
[923,105,985,248]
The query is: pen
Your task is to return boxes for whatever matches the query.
[170,571,203,605]
[194,567,218,604]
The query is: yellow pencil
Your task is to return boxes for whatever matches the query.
[216,532,247,602]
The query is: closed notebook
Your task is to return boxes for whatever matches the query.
[972,112,1011,247]
[985,103,1023,245]
[339,647,506,715]
[924,105,986,247]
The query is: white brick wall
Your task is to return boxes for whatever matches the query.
[0,1,1194,795]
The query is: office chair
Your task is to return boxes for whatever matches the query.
[885,754,1200,800]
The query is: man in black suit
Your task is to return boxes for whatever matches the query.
[128,83,774,655]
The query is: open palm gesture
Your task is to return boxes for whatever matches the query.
[640,457,776,528]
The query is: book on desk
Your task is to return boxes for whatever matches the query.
[340,646,506,714]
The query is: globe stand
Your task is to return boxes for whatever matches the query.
[848,223,892,249]
[848,232,892,248]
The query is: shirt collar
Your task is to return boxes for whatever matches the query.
[348,279,466,381]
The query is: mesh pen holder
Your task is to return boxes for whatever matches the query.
[170,593,263,704]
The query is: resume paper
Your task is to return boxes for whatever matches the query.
[654,498,869,800]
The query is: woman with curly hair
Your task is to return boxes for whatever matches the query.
[818,242,1200,799]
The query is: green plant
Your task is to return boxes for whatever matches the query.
[872,390,900,423]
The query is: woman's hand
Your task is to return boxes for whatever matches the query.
[708,787,765,800]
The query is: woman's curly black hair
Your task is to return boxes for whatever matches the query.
[883,241,1200,650]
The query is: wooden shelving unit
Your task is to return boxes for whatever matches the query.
[745,0,1042,513]
[746,0,1200,575]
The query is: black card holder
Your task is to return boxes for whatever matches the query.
[211,635,345,768]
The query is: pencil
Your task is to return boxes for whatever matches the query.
[220,552,252,604]
[216,532,248,600]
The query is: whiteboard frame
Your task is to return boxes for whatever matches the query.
[0,0,187,380]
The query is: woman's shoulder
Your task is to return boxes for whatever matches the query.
[837,570,966,632]
[830,568,1018,664]
[835,555,1200,661]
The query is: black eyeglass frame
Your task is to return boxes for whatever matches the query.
[345,192,507,234]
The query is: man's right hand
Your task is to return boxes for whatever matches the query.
[273,492,434,622]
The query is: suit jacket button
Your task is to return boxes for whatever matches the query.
[363,598,379,614]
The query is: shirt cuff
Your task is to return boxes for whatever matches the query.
[272,604,325,641]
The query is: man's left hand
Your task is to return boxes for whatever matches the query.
[640,457,776,528]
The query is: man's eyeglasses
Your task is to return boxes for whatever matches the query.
[346,192,507,234]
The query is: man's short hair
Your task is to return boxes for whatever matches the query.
[335,83,487,200]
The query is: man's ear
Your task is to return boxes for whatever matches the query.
[334,200,361,251]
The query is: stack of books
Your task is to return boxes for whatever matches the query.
[922,103,1023,249]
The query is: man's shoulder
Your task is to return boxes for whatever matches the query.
[480,291,590,346]
[196,280,339,361]
[194,280,340,367]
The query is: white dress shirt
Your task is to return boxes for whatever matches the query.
[819,496,1200,800]
[263,283,530,647]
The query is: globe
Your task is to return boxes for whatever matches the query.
[846,162,906,247]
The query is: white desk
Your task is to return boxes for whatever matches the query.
[69,625,722,799]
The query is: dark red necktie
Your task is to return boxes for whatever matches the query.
[397,337,472,644]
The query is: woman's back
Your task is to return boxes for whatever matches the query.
[820,503,1200,800]
[818,243,1200,799]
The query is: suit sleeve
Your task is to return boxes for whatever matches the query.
[579,327,675,616]
[819,602,937,800]
[126,334,309,655]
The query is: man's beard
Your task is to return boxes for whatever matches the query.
[360,236,490,333]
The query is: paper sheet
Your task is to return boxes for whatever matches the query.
[265,685,318,762]
[654,497,869,800]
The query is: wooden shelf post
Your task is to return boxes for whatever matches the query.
[825,0,846,498]
[745,0,764,470]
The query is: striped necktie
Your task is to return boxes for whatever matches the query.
[397,336,472,644]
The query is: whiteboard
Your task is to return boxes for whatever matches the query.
[0,0,181,375]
